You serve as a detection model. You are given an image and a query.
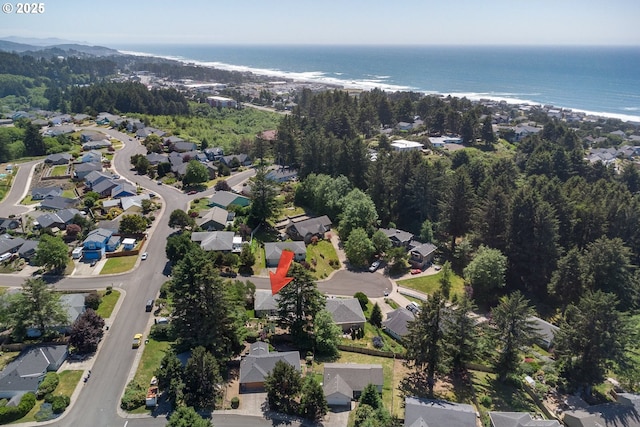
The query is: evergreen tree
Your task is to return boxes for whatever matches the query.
[491,292,538,381]
[443,294,478,377]
[264,360,302,415]
[359,383,382,409]
[370,303,383,328]
[248,165,279,226]
[300,376,328,421]
[439,168,475,250]
[155,350,184,406]
[183,346,222,409]
[166,406,212,427]
[547,247,585,310]
[23,122,46,155]
[439,261,452,300]
[463,246,507,305]
[344,228,375,268]
[313,309,341,357]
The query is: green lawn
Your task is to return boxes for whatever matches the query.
[129,339,171,413]
[472,371,540,424]
[50,165,69,177]
[61,189,76,198]
[18,370,83,423]
[96,289,121,319]
[0,351,19,371]
[100,256,137,275]
[305,239,339,279]
[397,270,465,299]
[20,195,38,205]
[190,197,210,213]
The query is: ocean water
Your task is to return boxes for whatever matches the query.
[115,44,640,122]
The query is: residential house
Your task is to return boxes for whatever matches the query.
[81,150,103,164]
[74,162,102,180]
[84,171,113,189]
[34,208,79,229]
[122,238,136,250]
[0,235,26,256]
[323,363,384,406]
[206,96,238,108]
[208,191,251,209]
[264,242,306,267]
[39,195,78,211]
[125,120,145,132]
[96,112,121,125]
[254,289,279,318]
[0,217,21,233]
[563,393,640,427]
[513,124,543,142]
[191,231,235,252]
[82,228,119,260]
[220,153,251,168]
[120,194,150,213]
[82,140,111,151]
[145,153,169,165]
[45,125,75,137]
[111,182,137,199]
[265,168,298,183]
[197,207,235,231]
[383,307,415,341]
[73,113,90,123]
[0,345,68,400]
[31,186,62,201]
[92,179,119,198]
[44,153,72,165]
[136,127,165,139]
[80,130,107,143]
[239,342,301,392]
[325,298,366,332]
[164,135,185,146]
[170,141,197,153]
[380,227,414,248]
[410,242,437,269]
[390,140,423,152]
[59,293,85,332]
[529,316,559,350]
[204,147,224,161]
[404,397,478,427]
[17,240,38,261]
[285,215,332,243]
[488,412,561,427]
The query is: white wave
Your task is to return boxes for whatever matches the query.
[623,107,639,111]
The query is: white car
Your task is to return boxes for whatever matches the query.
[141,252,148,260]
[369,260,381,272]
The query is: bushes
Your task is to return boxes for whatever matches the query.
[354,292,369,311]
[51,395,70,414]
[36,372,59,399]
[230,396,240,409]
[0,392,36,423]
[84,291,102,310]
[120,380,146,410]
[149,323,174,341]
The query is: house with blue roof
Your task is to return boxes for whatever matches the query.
[82,228,119,260]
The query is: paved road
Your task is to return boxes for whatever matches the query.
[0,159,41,217]
[1,127,392,427]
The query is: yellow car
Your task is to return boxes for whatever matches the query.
[132,333,143,349]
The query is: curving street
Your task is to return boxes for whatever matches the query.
[0,128,393,426]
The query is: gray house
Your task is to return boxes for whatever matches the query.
[383,307,415,341]
[197,207,235,231]
[191,231,235,252]
[254,289,279,317]
[529,316,559,350]
[325,297,366,332]
[488,412,561,427]
[264,241,306,267]
[31,186,62,200]
[239,342,300,392]
[44,153,72,165]
[0,345,68,400]
[323,363,383,406]
[563,393,640,427]
[404,397,477,427]
[285,215,332,243]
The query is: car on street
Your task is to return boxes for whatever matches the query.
[132,333,143,349]
[141,252,148,260]
[145,299,154,312]
[410,268,422,275]
[369,260,381,272]
[384,288,389,296]
[187,190,197,195]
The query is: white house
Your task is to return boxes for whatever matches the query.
[390,139,423,152]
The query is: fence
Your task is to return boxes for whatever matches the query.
[337,344,406,359]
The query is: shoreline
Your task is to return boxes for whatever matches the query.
[118,48,640,124]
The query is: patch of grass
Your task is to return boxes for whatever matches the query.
[250,239,266,270]
[96,289,121,319]
[55,370,83,396]
[189,197,210,213]
[61,189,76,198]
[50,165,69,177]
[100,256,137,275]
[472,370,540,422]
[385,298,399,310]
[305,239,339,279]
[397,270,465,299]
[0,351,19,371]
[20,195,38,205]
[129,339,171,413]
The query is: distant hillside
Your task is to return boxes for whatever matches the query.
[0,38,120,57]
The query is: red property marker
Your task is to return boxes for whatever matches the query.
[270,249,294,295]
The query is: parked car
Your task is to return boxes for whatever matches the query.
[410,268,422,275]
[384,289,389,297]
[141,252,148,260]
[369,260,381,272]
[187,190,197,195]
[220,269,238,278]
[145,299,154,312]
[406,302,421,314]
[132,333,143,348]
[90,260,97,267]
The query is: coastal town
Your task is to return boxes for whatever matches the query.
[0,42,639,427]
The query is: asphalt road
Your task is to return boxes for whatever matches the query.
[0,128,390,427]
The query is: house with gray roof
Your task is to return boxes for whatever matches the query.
[221,153,251,168]
[239,342,301,392]
[39,195,78,211]
[208,191,250,210]
[323,363,384,406]
[254,289,280,317]
[529,316,559,350]
[44,153,72,165]
[489,412,561,427]
[383,307,415,341]
[410,242,437,269]
[404,397,478,427]
[84,171,113,188]
[0,217,21,233]
[325,297,366,332]
[0,345,68,400]
[82,140,111,151]
[31,186,63,200]
[80,130,108,142]
[17,240,38,260]
[204,147,224,161]
[74,162,102,180]
[60,294,85,330]
[111,182,137,199]
[0,235,26,256]
[145,152,169,165]
[265,168,298,183]
[264,241,306,267]
[191,231,235,252]
[170,141,197,153]
[285,215,332,243]
[81,150,102,163]
[563,393,640,427]
[380,227,414,248]
[120,194,150,213]
[34,208,79,230]
[92,179,119,197]
[197,207,235,231]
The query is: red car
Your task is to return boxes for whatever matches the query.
[410,269,422,275]
[187,190,197,195]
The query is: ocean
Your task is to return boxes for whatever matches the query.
[115,44,640,122]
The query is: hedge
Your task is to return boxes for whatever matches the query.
[36,372,59,399]
[0,392,36,423]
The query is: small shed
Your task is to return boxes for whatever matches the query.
[122,238,136,251]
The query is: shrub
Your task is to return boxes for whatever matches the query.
[36,372,59,399]
[0,392,36,423]
[84,291,102,310]
[51,395,70,414]
[354,292,369,311]
[231,396,240,409]
[120,381,146,410]
[372,336,384,349]
[149,323,174,341]
[479,394,492,407]
[105,286,113,295]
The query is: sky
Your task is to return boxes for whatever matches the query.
[1,0,639,47]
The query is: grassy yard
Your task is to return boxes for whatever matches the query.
[397,270,465,299]
[0,170,15,202]
[20,195,38,205]
[472,371,540,424]
[61,189,76,198]
[50,165,69,177]
[100,256,137,275]
[96,289,121,318]
[0,351,19,371]
[19,370,83,423]
[190,197,210,213]
[305,240,339,279]
[129,339,171,413]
